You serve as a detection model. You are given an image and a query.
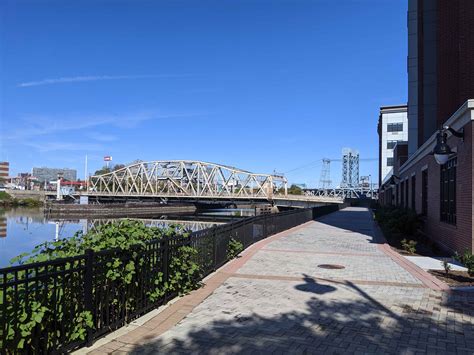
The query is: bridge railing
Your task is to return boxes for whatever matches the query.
[0,204,340,353]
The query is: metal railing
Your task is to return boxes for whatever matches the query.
[0,204,339,353]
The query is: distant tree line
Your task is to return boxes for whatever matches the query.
[93,164,126,176]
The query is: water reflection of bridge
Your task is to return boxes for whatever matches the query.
[84,218,224,234]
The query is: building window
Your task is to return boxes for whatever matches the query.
[411,175,416,211]
[405,179,409,208]
[387,123,404,132]
[440,157,456,225]
[387,157,394,166]
[387,140,398,149]
[421,170,428,216]
[400,181,404,207]
[396,184,399,206]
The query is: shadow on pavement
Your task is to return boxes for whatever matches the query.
[295,274,337,295]
[315,208,385,244]
[130,284,474,354]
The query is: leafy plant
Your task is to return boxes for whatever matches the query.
[401,239,417,254]
[227,238,244,260]
[441,259,452,275]
[1,220,199,353]
[374,206,420,236]
[454,250,474,276]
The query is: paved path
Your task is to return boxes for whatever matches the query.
[89,207,474,354]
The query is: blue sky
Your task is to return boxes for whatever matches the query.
[0,0,407,187]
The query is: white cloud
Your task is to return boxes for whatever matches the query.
[87,132,118,142]
[17,74,193,87]
[3,110,208,141]
[25,141,105,153]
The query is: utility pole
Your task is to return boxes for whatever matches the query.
[56,172,64,200]
[85,155,88,190]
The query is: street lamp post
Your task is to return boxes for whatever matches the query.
[432,126,464,165]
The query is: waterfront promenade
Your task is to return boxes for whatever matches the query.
[85,207,474,354]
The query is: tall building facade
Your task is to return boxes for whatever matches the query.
[0,162,9,182]
[377,105,408,186]
[408,0,474,156]
[380,1,474,254]
[32,167,77,183]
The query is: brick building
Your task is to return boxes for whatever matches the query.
[0,162,9,183]
[379,1,474,254]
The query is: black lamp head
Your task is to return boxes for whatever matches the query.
[433,131,452,165]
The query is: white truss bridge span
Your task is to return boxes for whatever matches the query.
[87,160,343,205]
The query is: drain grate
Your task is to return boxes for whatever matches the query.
[318,264,345,270]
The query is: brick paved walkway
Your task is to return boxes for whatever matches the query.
[87,207,474,355]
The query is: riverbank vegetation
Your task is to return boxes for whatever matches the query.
[2,220,201,352]
[0,191,43,207]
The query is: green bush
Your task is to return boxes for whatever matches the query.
[441,259,452,275]
[1,220,200,352]
[0,193,42,207]
[454,250,474,276]
[374,206,420,236]
[227,238,244,260]
[401,239,417,254]
[0,191,12,201]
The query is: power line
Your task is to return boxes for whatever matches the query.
[284,157,377,175]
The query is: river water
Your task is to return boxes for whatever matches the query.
[0,207,254,268]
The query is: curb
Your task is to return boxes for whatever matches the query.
[371,218,450,291]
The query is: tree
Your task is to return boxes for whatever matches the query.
[94,164,126,176]
[94,166,111,175]
[287,184,303,195]
[112,164,125,171]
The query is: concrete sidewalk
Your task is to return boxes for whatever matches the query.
[87,207,474,354]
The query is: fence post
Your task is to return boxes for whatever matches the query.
[163,239,169,295]
[213,227,217,270]
[84,249,94,346]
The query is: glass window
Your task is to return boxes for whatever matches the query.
[405,179,409,208]
[440,157,456,224]
[387,157,394,166]
[400,181,404,207]
[411,175,416,211]
[387,140,398,149]
[421,170,428,216]
[387,123,404,132]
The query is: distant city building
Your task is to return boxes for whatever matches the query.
[0,162,9,182]
[0,217,6,238]
[32,167,77,183]
[377,105,408,186]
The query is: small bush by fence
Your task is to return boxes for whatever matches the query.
[0,204,339,353]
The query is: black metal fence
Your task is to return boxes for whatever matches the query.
[0,204,339,353]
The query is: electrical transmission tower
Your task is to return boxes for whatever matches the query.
[319,158,332,188]
[341,148,360,188]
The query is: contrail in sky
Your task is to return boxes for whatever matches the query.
[17,74,191,87]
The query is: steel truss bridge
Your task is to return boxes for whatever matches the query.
[87,160,343,206]
[304,187,378,200]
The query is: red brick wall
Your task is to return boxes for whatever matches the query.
[437,0,474,126]
[0,162,9,178]
[397,121,473,254]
